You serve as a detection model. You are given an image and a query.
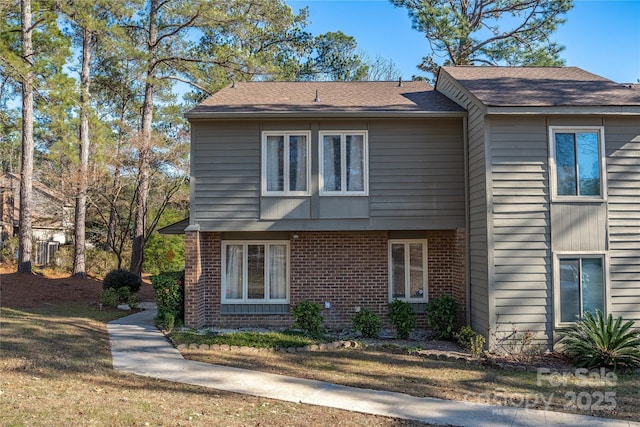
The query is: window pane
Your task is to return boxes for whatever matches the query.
[577,132,601,196]
[560,259,580,322]
[409,243,425,299]
[266,135,284,191]
[391,244,406,299]
[269,244,287,300]
[289,135,307,192]
[582,258,604,317]
[346,135,364,191]
[225,245,243,299]
[323,135,341,191]
[247,245,265,299]
[555,133,577,196]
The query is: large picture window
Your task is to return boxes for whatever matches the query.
[389,240,427,302]
[550,127,605,199]
[320,131,368,195]
[556,255,605,324]
[262,132,310,195]
[222,241,288,303]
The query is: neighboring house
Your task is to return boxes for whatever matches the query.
[435,66,640,348]
[180,67,640,350]
[0,173,74,264]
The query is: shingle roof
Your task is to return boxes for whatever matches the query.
[440,66,640,107]
[186,81,465,117]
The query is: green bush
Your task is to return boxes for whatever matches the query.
[103,268,142,293]
[100,288,119,308]
[387,299,416,339]
[426,294,459,340]
[455,325,485,358]
[151,270,184,329]
[559,309,640,370]
[352,308,382,338]
[292,300,324,337]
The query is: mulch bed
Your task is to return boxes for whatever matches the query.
[0,265,155,309]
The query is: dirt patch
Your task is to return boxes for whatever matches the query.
[0,265,156,308]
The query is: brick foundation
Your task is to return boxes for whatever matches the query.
[184,230,466,331]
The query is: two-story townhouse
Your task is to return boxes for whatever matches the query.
[182,81,468,330]
[436,66,640,348]
[179,67,640,350]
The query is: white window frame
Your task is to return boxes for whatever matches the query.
[261,131,311,196]
[319,130,369,196]
[553,251,609,328]
[221,240,290,304]
[549,126,607,202]
[388,239,428,302]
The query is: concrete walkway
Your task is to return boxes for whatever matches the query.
[107,308,639,427]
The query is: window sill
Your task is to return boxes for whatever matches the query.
[551,196,607,203]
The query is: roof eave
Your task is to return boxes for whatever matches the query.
[185,110,467,120]
[484,105,640,115]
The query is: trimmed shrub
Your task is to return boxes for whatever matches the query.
[103,268,142,293]
[559,309,640,370]
[387,299,416,339]
[426,294,459,340]
[151,270,184,330]
[352,308,382,338]
[100,288,119,308]
[292,300,324,337]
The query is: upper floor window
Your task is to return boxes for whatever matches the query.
[320,131,368,195]
[389,239,428,302]
[555,254,605,325]
[262,132,310,196]
[550,127,605,200]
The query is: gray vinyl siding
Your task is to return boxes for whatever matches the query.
[605,117,640,324]
[368,118,464,225]
[191,122,261,222]
[436,74,490,335]
[489,116,551,345]
[191,118,465,231]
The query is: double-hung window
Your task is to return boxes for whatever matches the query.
[556,255,605,324]
[320,131,368,195]
[550,127,605,200]
[222,241,289,303]
[262,132,310,195]
[389,240,427,302]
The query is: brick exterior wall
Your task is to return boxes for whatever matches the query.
[184,230,466,331]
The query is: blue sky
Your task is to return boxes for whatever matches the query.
[286,0,640,83]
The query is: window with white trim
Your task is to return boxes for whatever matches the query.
[550,127,605,199]
[320,131,368,195]
[556,255,605,324]
[389,239,427,302]
[222,241,289,303]
[262,132,310,195]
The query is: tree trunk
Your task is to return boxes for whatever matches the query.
[17,0,33,274]
[72,28,92,278]
[129,0,158,276]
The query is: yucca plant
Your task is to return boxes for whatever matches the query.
[558,309,640,370]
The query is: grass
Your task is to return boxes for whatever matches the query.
[0,303,429,426]
[169,330,329,349]
[177,335,640,421]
